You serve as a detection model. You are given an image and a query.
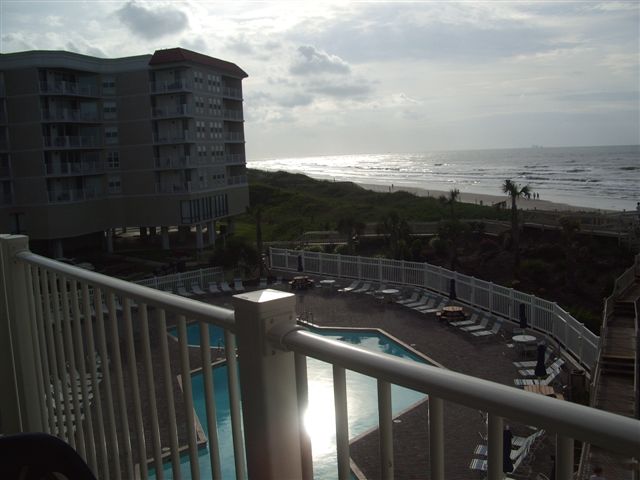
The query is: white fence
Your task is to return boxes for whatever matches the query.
[270,248,600,371]
[134,266,223,292]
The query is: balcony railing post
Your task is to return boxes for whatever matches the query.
[232,289,303,480]
[0,234,44,433]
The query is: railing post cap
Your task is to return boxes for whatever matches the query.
[233,289,295,315]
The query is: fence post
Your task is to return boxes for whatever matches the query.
[233,289,303,480]
[489,282,494,312]
[357,256,362,279]
[0,234,44,433]
[337,254,342,278]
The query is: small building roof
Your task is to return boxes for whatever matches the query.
[149,48,248,78]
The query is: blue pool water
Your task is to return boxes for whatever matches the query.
[160,325,428,479]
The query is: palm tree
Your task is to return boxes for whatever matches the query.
[377,211,412,259]
[439,188,460,221]
[337,216,365,254]
[502,179,531,275]
[246,205,264,276]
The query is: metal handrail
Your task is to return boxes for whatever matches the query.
[278,328,640,457]
[16,251,235,331]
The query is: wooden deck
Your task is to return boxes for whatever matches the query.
[586,279,639,479]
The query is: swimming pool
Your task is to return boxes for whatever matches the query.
[161,325,428,479]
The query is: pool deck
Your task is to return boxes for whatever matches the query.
[205,282,571,480]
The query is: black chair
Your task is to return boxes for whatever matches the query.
[0,433,96,480]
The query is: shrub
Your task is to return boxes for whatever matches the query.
[521,259,553,283]
[429,236,447,256]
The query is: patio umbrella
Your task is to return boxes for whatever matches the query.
[534,343,547,378]
[449,279,457,300]
[297,254,304,272]
[518,303,528,329]
[503,426,514,473]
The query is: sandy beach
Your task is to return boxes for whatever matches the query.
[359,183,602,212]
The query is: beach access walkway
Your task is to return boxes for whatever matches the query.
[585,272,639,479]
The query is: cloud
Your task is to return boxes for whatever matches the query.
[290,45,350,75]
[308,80,371,98]
[65,41,107,58]
[180,36,208,53]
[116,2,189,39]
[555,91,639,103]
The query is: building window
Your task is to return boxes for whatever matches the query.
[108,174,121,193]
[103,101,117,120]
[106,151,119,169]
[105,126,118,145]
[102,76,115,95]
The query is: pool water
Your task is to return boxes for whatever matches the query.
[160,326,428,479]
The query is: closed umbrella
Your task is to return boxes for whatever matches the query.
[519,303,528,329]
[534,343,547,378]
[503,426,514,473]
[449,279,457,300]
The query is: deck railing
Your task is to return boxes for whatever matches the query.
[1,235,638,480]
[269,248,600,371]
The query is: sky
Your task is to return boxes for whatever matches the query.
[1,0,639,160]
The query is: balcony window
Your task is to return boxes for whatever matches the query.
[105,126,118,145]
[102,76,115,95]
[103,101,117,120]
[108,174,121,193]
[106,151,119,169]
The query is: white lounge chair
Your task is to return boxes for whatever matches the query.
[233,278,245,292]
[414,296,438,311]
[404,294,429,309]
[472,319,503,337]
[339,280,359,293]
[191,282,206,295]
[514,368,561,387]
[396,290,420,305]
[352,282,371,293]
[449,312,478,327]
[460,317,490,332]
[208,282,220,294]
[177,283,193,297]
[220,281,232,293]
[518,358,564,377]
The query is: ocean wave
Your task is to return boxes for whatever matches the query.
[619,166,637,171]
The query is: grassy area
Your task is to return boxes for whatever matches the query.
[236,169,509,242]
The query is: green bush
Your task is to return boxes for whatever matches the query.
[521,259,553,283]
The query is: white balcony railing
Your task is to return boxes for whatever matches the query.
[225,153,245,164]
[222,109,243,121]
[151,104,193,118]
[270,248,602,371]
[155,181,211,194]
[153,156,190,169]
[149,79,192,94]
[152,130,194,144]
[227,174,247,186]
[40,81,99,97]
[43,136,101,149]
[224,132,244,142]
[45,160,103,176]
[1,236,638,480]
[42,110,100,123]
[47,187,103,203]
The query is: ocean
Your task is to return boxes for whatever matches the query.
[248,145,639,212]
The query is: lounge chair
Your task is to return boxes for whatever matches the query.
[414,296,437,311]
[259,277,268,289]
[367,284,386,295]
[191,282,206,295]
[404,294,429,309]
[177,283,193,297]
[396,290,420,305]
[518,358,564,377]
[472,319,503,337]
[220,281,232,293]
[339,280,359,293]
[352,282,371,293]
[514,368,561,387]
[449,312,478,327]
[233,278,245,292]
[208,282,220,294]
[460,316,490,332]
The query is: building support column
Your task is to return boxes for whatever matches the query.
[140,227,148,241]
[105,229,114,253]
[208,220,216,246]
[53,240,63,259]
[149,226,157,237]
[178,226,189,243]
[161,226,170,250]
[227,218,235,235]
[196,224,204,251]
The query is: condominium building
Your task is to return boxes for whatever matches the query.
[0,48,249,256]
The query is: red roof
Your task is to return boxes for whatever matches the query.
[149,48,248,78]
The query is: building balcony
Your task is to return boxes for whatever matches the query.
[41,109,101,123]
[155,180,210,194]
[225,153,245,165]
[43,136,101,150]
[39,81,99,97]
[47,187,103,203]
[152,131,195,145]
[0,237,638,480]
[227,174,247,186]
[0,138,8,151]
[153,155,192,169]
[151,104,193,119]
[45,160,104,176]
[222,86,242,99]
[222,109,243,121]
[224,132,244,142]
[149,79,193,94]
